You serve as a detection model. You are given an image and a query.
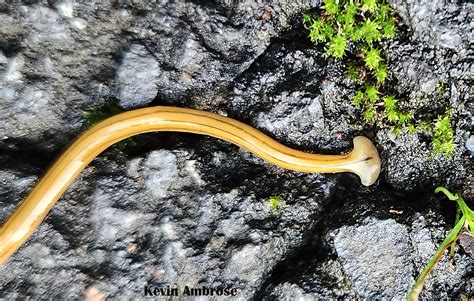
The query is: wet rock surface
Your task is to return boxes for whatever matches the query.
[262,188,474,299]
[331,217,414,298]
[0,0,472,299]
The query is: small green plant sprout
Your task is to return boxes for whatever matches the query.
[408,187,473,301]
[362,0,377,13]
[407,123,417,134]
[416,121,432,133]
[82,99,137,151]
[268,195,283,210]
[374,63,388,83]
[83,98,124,127]
[352,90,365,106]
[432,110,456,157]
[348,64,365,84]
[436,81,447,93]
[364,47,383,70]
[363,105,376,122]
[325,34,347,58]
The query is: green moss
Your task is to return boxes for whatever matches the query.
[365,85,379,103]
[82,99,131,151]
[432,110,456,157]
[304,0,400,122]
[352,90,365,106]
[304,1,456,157]
[83,98,124,127]
[364,47,383,70]
[363,106,376,122]
[397,112,411,125]
[268,196,283,210]
[383,95,396,110]
[416,121,432,133]
[374,63,388,83]
[361,19,382,45]
[322,0,340,15]
[381,19,396,37]
[362,0,378,13]
[325,34,347,58]
[436,81,447,93]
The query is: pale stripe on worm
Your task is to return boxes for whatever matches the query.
[0,106,381,264]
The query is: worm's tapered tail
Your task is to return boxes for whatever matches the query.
[0,106,381,264]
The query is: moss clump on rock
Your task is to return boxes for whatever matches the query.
[304,0,456,157]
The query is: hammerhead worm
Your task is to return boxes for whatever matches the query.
[0,106,381,264]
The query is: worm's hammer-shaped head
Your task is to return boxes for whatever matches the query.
[347,136,381,186]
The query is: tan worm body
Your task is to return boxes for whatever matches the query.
[0,106,381,264]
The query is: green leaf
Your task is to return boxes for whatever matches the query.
[450,206,462,256]
[407,187,474,301]
[408,124,417,134]
[323,23,336,39]
[377,68,389,82]
[407,216,466,301]
[268,196,283,210]
[303,13,313,25]
[378,3,392,20]
[375,63,389,83]
[398,112,411,125]
[437,82,447,93]
[309,19,333,42]
[435,186,458,201]
[343,2,357,25]
[345,2,358,16]
[349,26,365,41]
[386,109,399,122]
[364,47,383,70]
[435,187,474,234]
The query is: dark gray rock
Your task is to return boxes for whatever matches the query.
[116,44,161,108]
[0,143,334,299]
[1,0,317,144]
[0,0,472,299]
[466,135,474,156]
[331,217,414,299]
[0,170,37,222]
[265,259,358,299]
[409,212,474,299]
[0,1,130,147]
[254,92,325,145]
[388,0,473,54]
[263,190,473,299]
[375,0,473,191]
[228,43,358,152]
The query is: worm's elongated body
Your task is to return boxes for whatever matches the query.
[0,106,381,264]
